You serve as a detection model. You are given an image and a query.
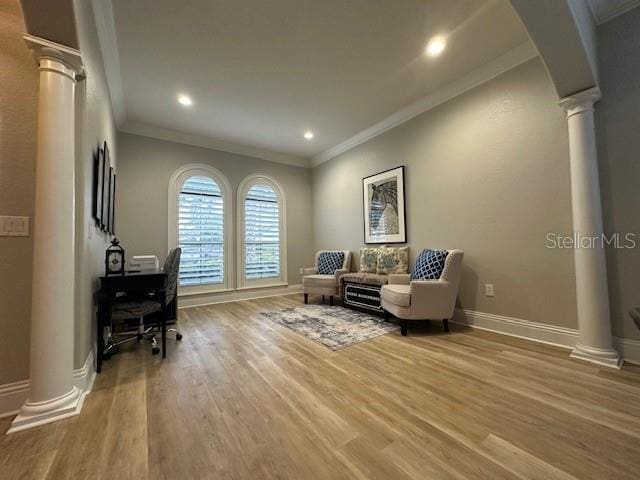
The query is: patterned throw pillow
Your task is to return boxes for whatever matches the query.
[317,251,345,275]
[412,249,449,280]
[359,248,379,273]
[376,246,410,275]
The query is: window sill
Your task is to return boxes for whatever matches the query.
[235,283,288,291]
[178,287,234,297]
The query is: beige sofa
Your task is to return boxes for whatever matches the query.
[381,250,464,336]
[302,250,352,305]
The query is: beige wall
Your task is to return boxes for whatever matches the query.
[597,8,640,341]
[116,132,314,290]
[313,58,580,329]
[0,0,38,384]
[72,0,118,368]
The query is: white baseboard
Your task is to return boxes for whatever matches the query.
[73,349,97,398]
[614,337,640,366]
[452,309,640,366]
[0,380,30,420]
[0,350,95,421]
[178,283,302,309]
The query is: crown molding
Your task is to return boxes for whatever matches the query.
[120,121,310,168]
[587,0,640,25]
[311,41,539,167]
[91,0,126,126]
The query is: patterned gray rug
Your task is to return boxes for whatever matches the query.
[259,305,399,350]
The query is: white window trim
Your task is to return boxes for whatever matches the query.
[168,163,233,295]
[237,174,287,289]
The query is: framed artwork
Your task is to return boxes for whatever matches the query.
[362,166,406,244]
[94,146,105,226]
[101,142,110,231]
[108,167,116,234]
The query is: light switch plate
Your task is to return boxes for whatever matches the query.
[0,216,30,237]
[484,284,495,297]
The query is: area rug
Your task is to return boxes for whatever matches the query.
[258,304,398,350]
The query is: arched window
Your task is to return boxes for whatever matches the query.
[168,164,232,294]
[237,175,287,288]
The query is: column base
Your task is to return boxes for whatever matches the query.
[7,386,84,434]
[571,342,622,369]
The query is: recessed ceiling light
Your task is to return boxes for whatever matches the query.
[304,131,314,140]
[425,36,446,57]
[177,94,193,106]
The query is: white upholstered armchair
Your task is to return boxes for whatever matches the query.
[381,249,464,336]
[302,250,352,305]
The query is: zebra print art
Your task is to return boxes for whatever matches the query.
[362,166,406,244]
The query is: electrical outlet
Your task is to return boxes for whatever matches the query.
[299,267,304,275]
[88,220,94,240]
[484,284,495,297]
[0,216,30,237]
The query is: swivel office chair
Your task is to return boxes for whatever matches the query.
[630,307,640,331]
[105,248,182,356]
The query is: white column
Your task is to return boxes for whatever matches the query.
[8,36,85,434]
[559,87,621,369]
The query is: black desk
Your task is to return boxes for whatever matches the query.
[97,269,168,373]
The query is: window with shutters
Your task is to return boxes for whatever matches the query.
[237,175,287,288]
[168,165,232,294]
[178,176,224,286]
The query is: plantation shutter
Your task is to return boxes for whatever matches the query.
[178,176,224,286]
[244,184,280,280]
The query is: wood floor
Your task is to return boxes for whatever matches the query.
[1,294,640,480]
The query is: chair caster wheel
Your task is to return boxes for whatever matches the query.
[152,346,160,355]
[176,333,183,341]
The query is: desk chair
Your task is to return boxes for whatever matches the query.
[106,248,182,356]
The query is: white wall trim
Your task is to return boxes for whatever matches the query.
[452,308,640,366]
[0,350,96,421]
[91,0,126,126]
[73,349,97,396]
[236,174,288,289]
[0,380,30,420]
[178,284,301,309]
[615,336,640,365]
[311,41,539,166]
[121,121,309,168]
[452,308,579,349]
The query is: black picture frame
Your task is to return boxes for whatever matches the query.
[108,167,116,235]
[101,142,110,231]
[362,166,407,244]
[95,146,105,226]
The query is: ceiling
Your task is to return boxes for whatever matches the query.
[101,0,531,164]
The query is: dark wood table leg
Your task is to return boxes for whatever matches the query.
[160,290,167,358]
[97,295,104,373]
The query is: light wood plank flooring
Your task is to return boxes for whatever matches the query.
[1,294,639,479]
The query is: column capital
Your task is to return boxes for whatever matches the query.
[558,86,601,117]
[23,34,85,81]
